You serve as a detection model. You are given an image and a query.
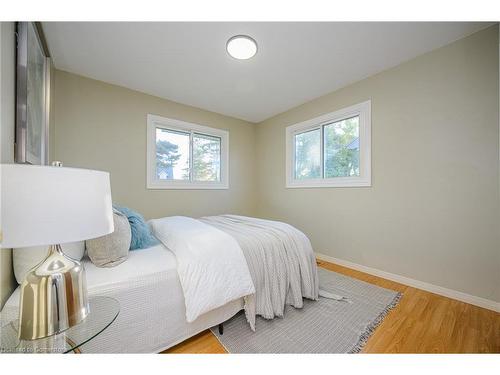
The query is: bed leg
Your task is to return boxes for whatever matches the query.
[218,323,224,335]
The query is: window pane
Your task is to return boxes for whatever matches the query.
[155,128,190,180]
[324,116,360,178]
[294,128,321,180]
[193,133,221,182]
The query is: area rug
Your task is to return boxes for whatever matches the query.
[211,268,402,353]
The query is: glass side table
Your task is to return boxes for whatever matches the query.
[0,296,119,354]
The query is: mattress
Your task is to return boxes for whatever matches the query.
[1,244,243,353]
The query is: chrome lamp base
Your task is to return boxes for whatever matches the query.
[18,244,89,340]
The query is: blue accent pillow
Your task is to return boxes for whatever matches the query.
[113,205,160,250]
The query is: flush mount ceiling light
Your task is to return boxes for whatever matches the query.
[226,35,258,60]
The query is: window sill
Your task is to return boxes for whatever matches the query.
[147,181,229,190]
[286,177,371,188]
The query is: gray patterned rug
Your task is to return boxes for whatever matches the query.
[211,268,402,353]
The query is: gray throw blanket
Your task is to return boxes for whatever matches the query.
[200,215,319,326]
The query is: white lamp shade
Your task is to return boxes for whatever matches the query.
[1,164,114,248]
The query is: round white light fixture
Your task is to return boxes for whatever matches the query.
[226,35,257,60]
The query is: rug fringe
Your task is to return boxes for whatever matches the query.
[348,292,403,354]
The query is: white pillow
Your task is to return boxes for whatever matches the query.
[13,242,85,284]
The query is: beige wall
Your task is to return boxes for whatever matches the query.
[256,26,500,302]
[53,70,257,220]
[0,22,17,309]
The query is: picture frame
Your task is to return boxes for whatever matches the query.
[15,22,51,165]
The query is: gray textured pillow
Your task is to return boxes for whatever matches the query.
[86,210,131,267]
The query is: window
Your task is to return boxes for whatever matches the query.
[147,114,228,189]
[286,101,371,188]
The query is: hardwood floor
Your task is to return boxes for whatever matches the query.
[164,259,500,354]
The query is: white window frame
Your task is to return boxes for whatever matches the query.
[285,100,371,188]
[147,114,229,189]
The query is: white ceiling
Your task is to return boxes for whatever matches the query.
[42,22,491,123]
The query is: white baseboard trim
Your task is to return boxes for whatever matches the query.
[316,252,500,313]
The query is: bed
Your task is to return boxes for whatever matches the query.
[1,214,318,353]
[1,244,243,353]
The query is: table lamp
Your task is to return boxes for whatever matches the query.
[1,164,114,340]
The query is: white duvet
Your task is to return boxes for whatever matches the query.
[149,216,255,323]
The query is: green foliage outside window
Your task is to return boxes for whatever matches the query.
[156,140,181,170]
[156,132,220,181]
[294,116,360,180]
[324,117,359,178]
[192,134,221,182]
